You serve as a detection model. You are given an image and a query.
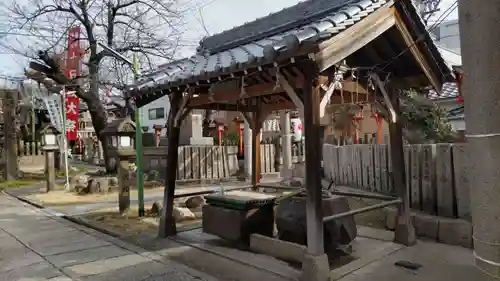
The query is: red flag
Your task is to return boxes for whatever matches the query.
[64,26,82,141]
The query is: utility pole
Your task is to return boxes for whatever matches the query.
[458,1,500,278]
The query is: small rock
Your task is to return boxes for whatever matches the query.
[173,207,196,222]
[70,166,79,173]
[97,178,109,193]
[185,196,205,209]
[148,170,160,181]
[108,177,119,186]
[150,201,163,217]
[70,174,89,191]
[87,178,101,193]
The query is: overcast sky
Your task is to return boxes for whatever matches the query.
[0,0,459,77]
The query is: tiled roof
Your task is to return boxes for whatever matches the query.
[198,0,358,54]
[131,0,389,94]
[428,82,458,100]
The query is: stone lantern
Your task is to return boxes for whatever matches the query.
[100,117,136,213]
[40,124,61,192]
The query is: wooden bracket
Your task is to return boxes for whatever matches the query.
[370,73,397,124]
[240,112,255,130]
[320,82,335,118]
[277,72,304,120]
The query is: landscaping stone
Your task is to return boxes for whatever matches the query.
[148,170,160,182]
[385,207,397,230]
[150,201,163,217]
[185,196,205,209]
[173,207,196,222]
[413,212,439,240]
[438,218,473,249]
[70,174,89,192]
[108,176,119,186]
[87,178,101,193]
[276,192,356,259]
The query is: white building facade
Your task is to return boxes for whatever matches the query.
[138,95,170,135]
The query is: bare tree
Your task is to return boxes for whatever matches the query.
[2,0,193,172]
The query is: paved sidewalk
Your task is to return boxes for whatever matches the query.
[0,194,219,281]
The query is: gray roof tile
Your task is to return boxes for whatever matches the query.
[131,0,388,94]
[428,82,458,99]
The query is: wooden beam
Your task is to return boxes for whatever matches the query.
[393,9,442,92]
[261,101,296,112]
[187,75,304,107]
[315,3,396,72]
[187,103,257,112]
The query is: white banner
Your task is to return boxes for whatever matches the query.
[43,95,63,132]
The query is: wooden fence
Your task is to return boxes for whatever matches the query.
[18,140,42,156]
[142,145,240,181]
[322,143,470,219]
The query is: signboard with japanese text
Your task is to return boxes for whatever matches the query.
[43,95,63,132]
[65,92,79,141]
[64,26,82,141]
[65,26,82,79]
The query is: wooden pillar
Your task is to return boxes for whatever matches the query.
[388,86,416,246]
[251,111,261,190]
[159,92,183,238]
[303,72,325,256]
[301,67,329,281]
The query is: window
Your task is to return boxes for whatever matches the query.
[148,107,165,120]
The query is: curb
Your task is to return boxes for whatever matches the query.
[2,190,221,281]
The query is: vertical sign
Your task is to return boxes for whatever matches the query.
[65,26,82,140]
[65,92,79,141]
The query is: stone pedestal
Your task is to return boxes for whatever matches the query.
[180,110,213,145]
[118,159,131,214]
[300,253,330,281]
[43,147,57,192]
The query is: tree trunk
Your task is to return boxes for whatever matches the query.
[158,92,183,238]
[86,64,116,173]
[2,90,19,180]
